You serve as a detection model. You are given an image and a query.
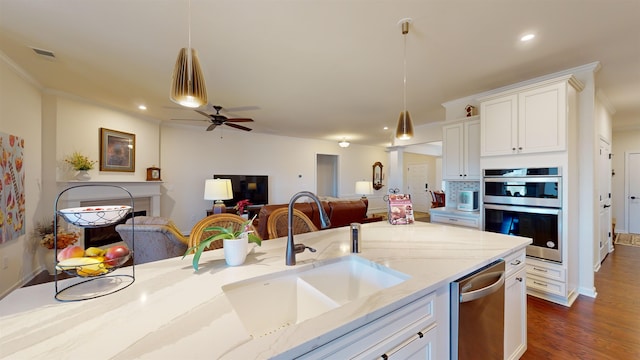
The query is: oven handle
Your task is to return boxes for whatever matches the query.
[483,203,561,215]
[483,176,561,183]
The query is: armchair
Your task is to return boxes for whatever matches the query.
[115,216,189,265]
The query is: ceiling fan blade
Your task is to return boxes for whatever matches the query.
[206,124,218,131]
[226,118,254,122]
[225,123,253,131]
[170,118,209,122]
[195,110,213,119]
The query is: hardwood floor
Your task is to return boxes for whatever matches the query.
[522,244,640,359]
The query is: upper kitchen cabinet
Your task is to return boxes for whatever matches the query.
[442,117,480,180]
[480,75,584,157]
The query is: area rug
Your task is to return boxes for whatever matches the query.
[614,233,640,247]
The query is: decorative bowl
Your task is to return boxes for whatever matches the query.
[58,205,132,227]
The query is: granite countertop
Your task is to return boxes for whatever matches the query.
[0,222,529,359]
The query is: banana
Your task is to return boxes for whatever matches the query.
[85,247,106,257]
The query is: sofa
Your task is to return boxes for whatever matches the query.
[256,199,383,239]
[115,216,189,265]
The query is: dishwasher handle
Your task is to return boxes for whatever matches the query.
[459,271,505,303]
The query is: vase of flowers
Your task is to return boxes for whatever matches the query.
[34,219,81,275]
[184,216,260,269]
[65,151,97,181]
[234,199,252,218]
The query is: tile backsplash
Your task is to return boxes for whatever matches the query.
[444,181,480,208]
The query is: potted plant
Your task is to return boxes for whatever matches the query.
[184,216,260,270]
[65,151,97,180]
[234,199,252,216]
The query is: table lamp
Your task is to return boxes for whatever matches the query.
[355,181,374,199]
[204,179,233,214]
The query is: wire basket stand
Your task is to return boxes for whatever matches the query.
[53,184,136,302]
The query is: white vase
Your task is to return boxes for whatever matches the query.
[75,170,91,181]
[40,248,61,275]
[223,238,248,266]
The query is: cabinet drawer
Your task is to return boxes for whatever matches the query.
[296,293,435,359]
[526,262,565,282]
[430,214,479,228]
[504,250,526,277]
[527,274,566,297]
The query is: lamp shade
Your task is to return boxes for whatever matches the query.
[170,47,208,108]
[204,179,233,200]
[355,181,374,196]
[395,110,414,140]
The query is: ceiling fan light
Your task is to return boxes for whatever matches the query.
[170,47,208,108]
[395,111,413,140]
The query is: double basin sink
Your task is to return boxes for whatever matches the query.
[222,255,410,338]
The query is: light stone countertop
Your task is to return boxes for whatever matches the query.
[0,222,530,359]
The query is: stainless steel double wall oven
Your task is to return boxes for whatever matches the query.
[483,167,563,263]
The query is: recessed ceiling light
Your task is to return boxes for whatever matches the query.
[383,126,389,130]
[138,105,147,110]
[520,33,535,42]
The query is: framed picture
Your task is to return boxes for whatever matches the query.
[99,128,135,172]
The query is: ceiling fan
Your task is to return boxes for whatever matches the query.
[172,105,254,132]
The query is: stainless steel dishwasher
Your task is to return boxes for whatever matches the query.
[450,259,505,360]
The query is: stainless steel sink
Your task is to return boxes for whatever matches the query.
[222,255,409,337]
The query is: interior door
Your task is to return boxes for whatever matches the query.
[628,152,640,234]
[599,139,612,262]
[317,154,337,198]
[408,164,429,212]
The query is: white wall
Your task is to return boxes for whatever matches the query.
[54,96,160,182]
[159,124,388,232]
[612,128,640,233]
[0,55,43,298]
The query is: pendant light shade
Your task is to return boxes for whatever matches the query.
[395,19,414,140]
[170,47,208,108]
[170,0,208,108]
[396,110,414,140]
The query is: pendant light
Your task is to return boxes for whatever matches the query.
[395,18,414,140]
[170,0,208,108]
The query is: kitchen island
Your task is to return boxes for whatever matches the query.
[0,222,530,359]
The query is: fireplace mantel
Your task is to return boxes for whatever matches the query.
[56,181,162,216]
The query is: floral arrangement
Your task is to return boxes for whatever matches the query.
[184,215,260,271]
[234,199,252,215]
[34,219,80,250]
[65,151,96,171]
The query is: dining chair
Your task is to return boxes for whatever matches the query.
[188,214,259,252]
[267,208,319,239]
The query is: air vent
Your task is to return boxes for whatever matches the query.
[31,47,56,60]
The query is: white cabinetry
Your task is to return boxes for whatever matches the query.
[297,292,437,359]
[442,117,480,180]
[504,249,527,360]
[429,208,480,229]
[526,257,576,306]
[480,76,581,157]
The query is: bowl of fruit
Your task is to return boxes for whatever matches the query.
[55,245,132,277]
[58,206,132,227]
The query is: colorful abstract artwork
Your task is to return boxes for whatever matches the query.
[0,132,25,244]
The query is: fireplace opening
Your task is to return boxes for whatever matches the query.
[84,210,146,249]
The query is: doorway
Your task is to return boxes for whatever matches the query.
[407,163,430,212]
[626,152,640,234]
[317,154,338,198]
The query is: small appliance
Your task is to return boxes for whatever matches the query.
[457,190,479,211]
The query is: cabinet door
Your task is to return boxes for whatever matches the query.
[442,123,463,180]
[504,266,527,360]
[518,82,566,153]
[355,323,437,360]
[464,120,481,179]
[480,94,518,156]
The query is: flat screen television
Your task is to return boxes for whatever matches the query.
[214,175,269,207]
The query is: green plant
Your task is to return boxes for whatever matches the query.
[65,151,96,170]
[183,216,260,271]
